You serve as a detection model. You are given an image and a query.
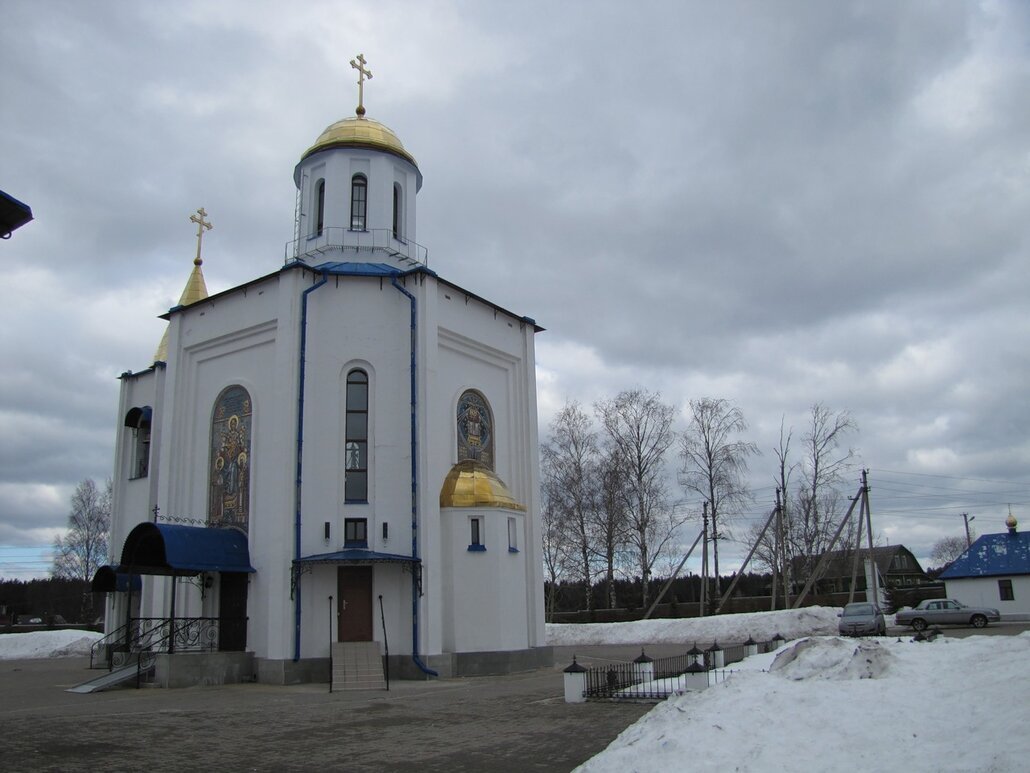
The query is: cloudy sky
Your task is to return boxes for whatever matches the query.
[2,0,1028,579]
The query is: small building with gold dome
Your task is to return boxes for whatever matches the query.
[941,512,1030,621]
[101,60,548,686]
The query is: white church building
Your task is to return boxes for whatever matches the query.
[96,63,549,687]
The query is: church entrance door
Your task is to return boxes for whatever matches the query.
[218,572,248,651]
[337,566,373,641]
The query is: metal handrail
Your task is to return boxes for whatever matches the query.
[378,594,389,690]
[284,227,429,267]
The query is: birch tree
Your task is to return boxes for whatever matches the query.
[52,478,111,583]
[679,398,758,599]
[596,389,677,609]
[541,401,599,611]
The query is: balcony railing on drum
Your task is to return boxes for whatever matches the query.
[285,227,429,267]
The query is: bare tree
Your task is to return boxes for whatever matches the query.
[750,407,858,595]
[930,534,973,569]
[541,401,599,611]
[593,445,630,609]
[679,398,758,600]
[772,418,797,604]
[596,389,677,608]
[540,482,574,621]
[792,404,857,584]
[52,478,111,583]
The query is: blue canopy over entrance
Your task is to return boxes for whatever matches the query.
[119,522,255,576]
[91,565,143,592]
[295,547,420,566]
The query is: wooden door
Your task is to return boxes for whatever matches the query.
[218,573,248,651]
[337,566,373,641]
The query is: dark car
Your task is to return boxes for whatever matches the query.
[838,602,886,636]
[895,598,1001,631]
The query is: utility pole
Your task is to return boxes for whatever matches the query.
[863,469,879,607]
[962,513,975,548]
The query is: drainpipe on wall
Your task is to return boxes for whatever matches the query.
[391,275,438,677]
[294,270,329,662]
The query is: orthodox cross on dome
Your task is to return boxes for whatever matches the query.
[189,207,213,266]
[350,53,373,117]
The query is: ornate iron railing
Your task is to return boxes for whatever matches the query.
[90,617,236,669]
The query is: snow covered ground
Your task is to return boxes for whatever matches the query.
[0,629,102,660]
[549,610,1030,773]
[5,614,1028,772]
[547,607,841,647]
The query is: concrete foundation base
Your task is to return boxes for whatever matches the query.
[389,646,554,679]
[154,652,255,688]
[166,647,554,686]
[255,657,329,685]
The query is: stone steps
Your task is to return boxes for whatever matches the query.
[331,641,386,691]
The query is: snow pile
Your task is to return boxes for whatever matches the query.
[770,637,895,680]
[547,607,839,646]
[577,633,1030,773]
[0,630,103,660]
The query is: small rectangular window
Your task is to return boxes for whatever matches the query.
[468,517,485,551]
[999,579,1014,601]
[507,517,518,552]
[344,518,367,547]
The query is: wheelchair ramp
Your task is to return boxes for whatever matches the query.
[66,664,141,694]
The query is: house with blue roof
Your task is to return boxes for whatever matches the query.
[940,514,1030,620]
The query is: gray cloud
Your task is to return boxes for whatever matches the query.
[1,0,1028,576]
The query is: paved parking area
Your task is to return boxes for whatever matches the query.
[0,656,651,773]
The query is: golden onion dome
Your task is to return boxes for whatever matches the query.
[300,116,418,168]
[439,460,526,511]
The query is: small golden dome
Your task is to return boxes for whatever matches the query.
[439,460,526,511]
[1006,512,1018,529]
[301,116,418,168]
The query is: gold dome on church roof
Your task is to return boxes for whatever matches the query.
[439,460,526,511]
[301,116,418,168]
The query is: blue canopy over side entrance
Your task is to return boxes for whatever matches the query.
[119,522,255,576]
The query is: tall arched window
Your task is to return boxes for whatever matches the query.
[208,385,252,530]
[392,183,402,240]
[456,390,494,469]
[345,369,369,502]
[350,174,367,230]
[124,406,152,479]
[315,178,325,236]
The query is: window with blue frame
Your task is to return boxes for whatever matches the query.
[468,516,485,551]
[344,518,368,548]
[344,369,368,502]
[350,174,367,230]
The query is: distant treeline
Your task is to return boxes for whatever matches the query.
[0,577,97,625]
[545,572,773,617]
